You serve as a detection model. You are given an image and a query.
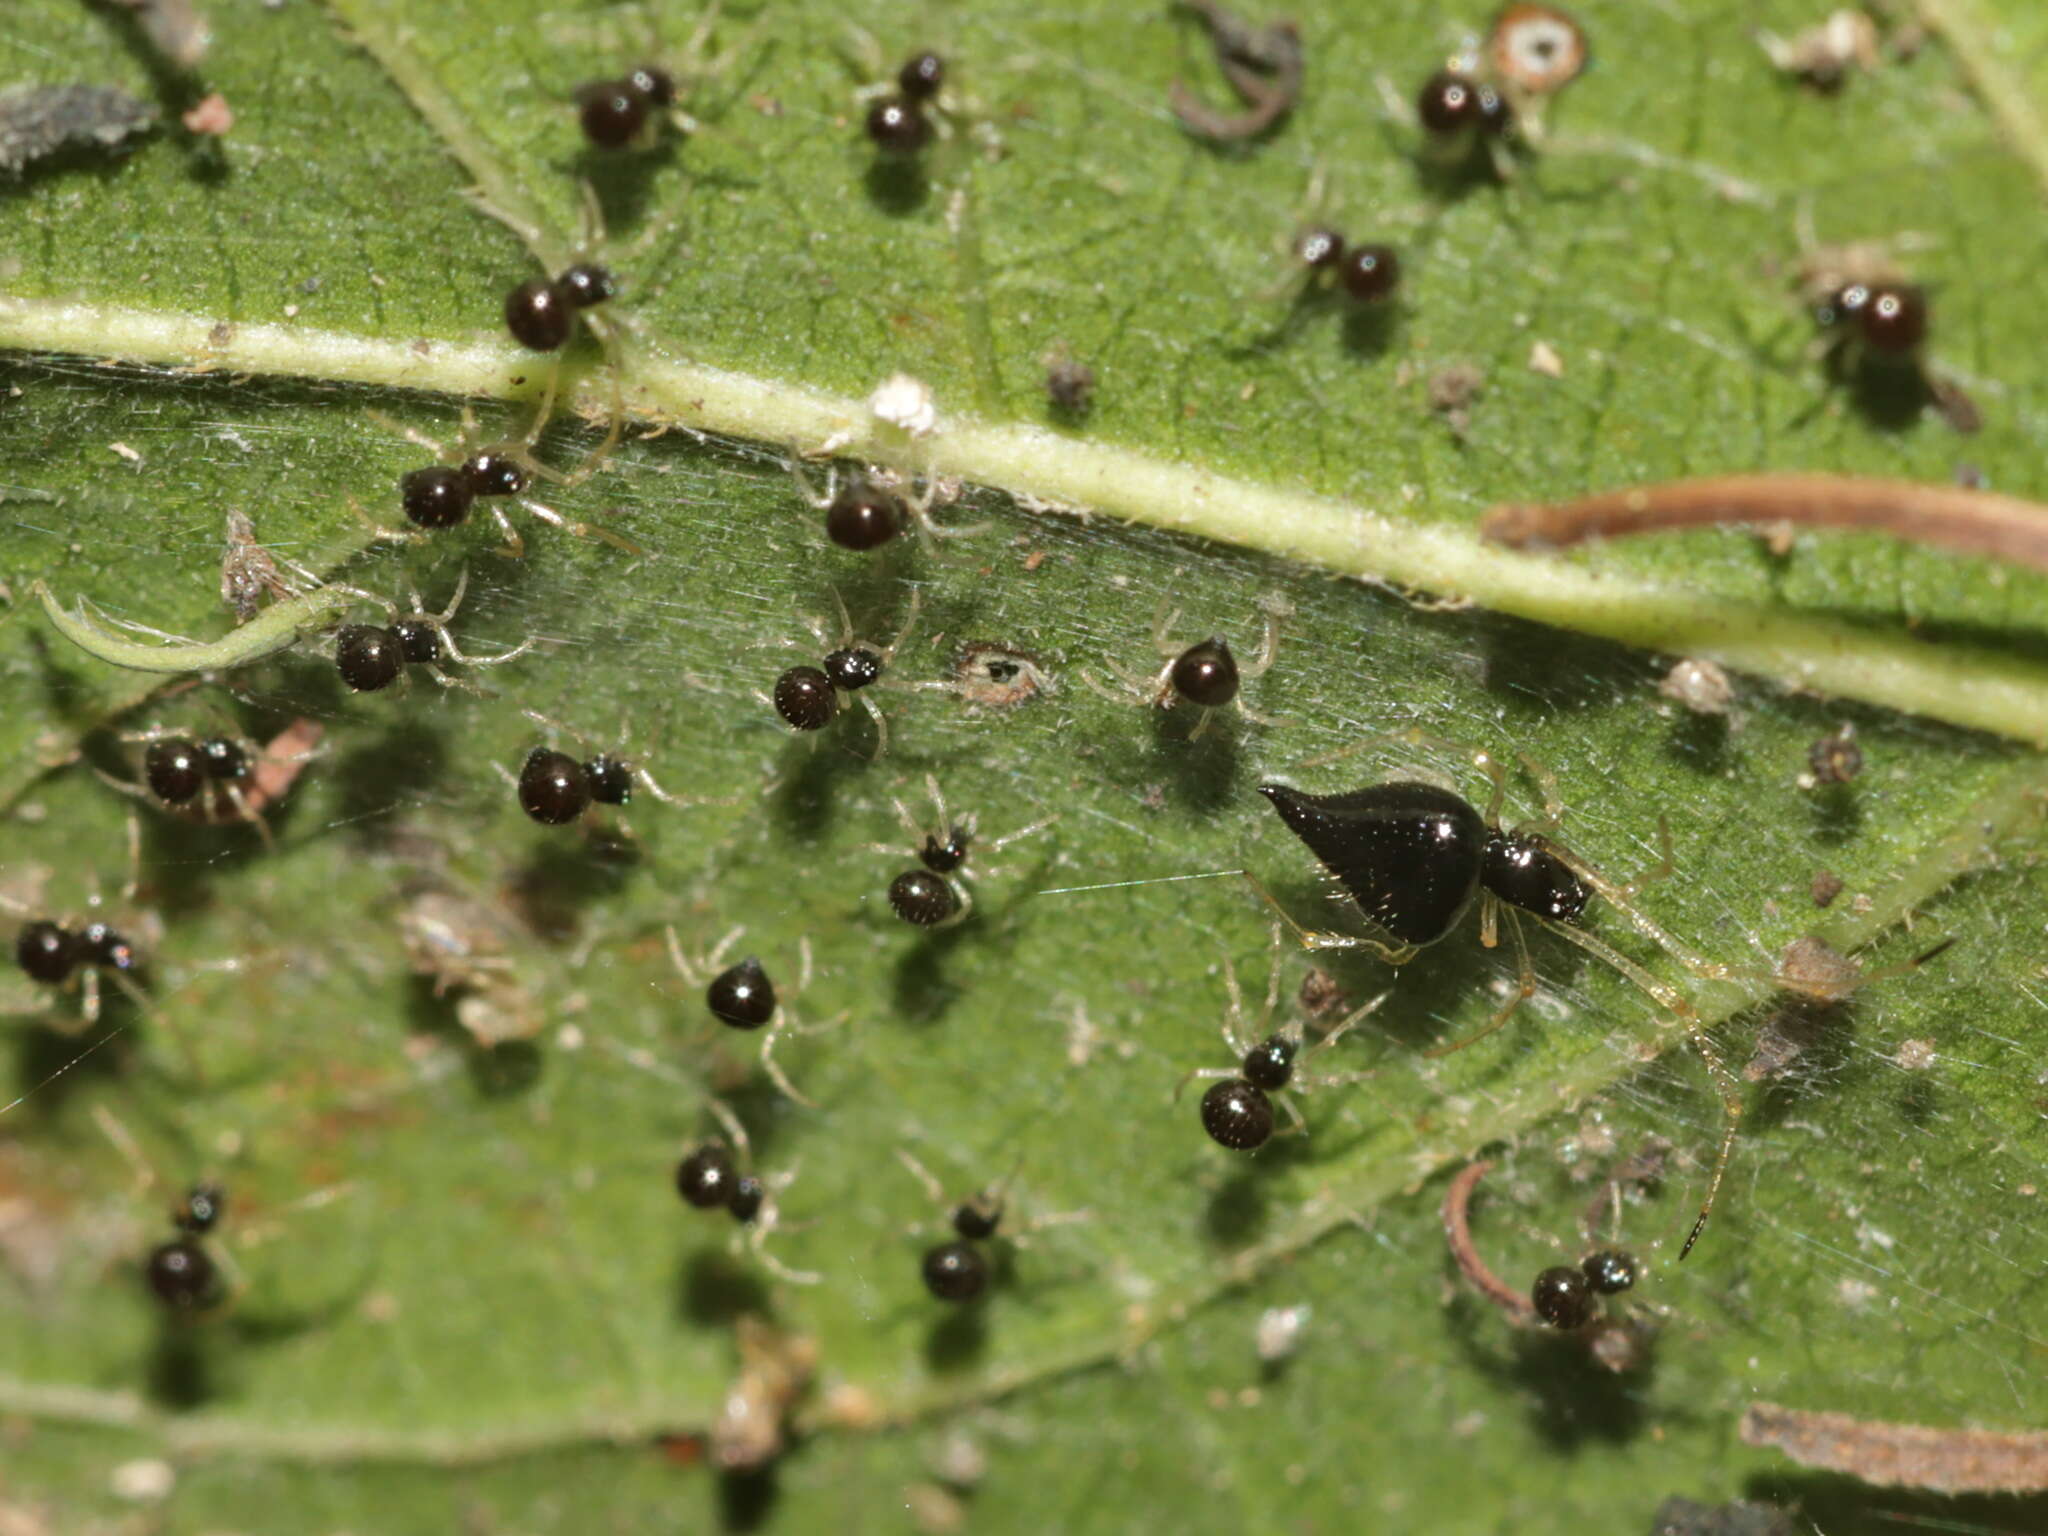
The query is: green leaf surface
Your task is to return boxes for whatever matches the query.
[2,2,2046,1532]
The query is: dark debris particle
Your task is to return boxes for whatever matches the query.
[1741,1005,1830,1083]
[1807,724,1862,785]
[1296,966,1350,1021]
[0,84,158,177]
[1810,868,1844,907]
[949,643,1052,708]
[1046,359,1096,413]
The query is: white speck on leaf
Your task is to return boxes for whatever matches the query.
[110,1459,174,1502]
[871,372,938,438]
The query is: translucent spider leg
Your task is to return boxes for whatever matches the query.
[692,1098,819,1285]
[1081,602,1186,710]
[897,1147,952,1210]
[845,588,923,760]
[1423,899,1538,1059]
[1544,844,1748,990]
[703,1094,751,1157]
[754,997,823,1110]
[1222,595,1294,731]
[978,813,1060,869]
[502,491,650,561]
[899,471,991,543]
[896,1148,1089,1246]
[1200,598,1293,736]
[1171,942,1270,1102]
[413,568,539,670]
[1617,815,1677,900]
[1290,992,1389,1092]
[486,357,628,500]
[736,1164,821,1287]
[1238,869,1418,964]
[1078,658,1160,707]
[1539,915,1745,1262]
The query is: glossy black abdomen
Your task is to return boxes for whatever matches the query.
[1258,781,1487,948]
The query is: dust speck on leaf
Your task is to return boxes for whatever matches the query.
[1659,658,1734,716]
[1427,363,1484,437]
[108,1459,175,1502]
[1894,1037,1936,1070]
[180,92,232,137]
[1759,10,1879,91]
[1255,1302,1310,1363]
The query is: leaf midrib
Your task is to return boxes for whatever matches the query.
[6,294,2046,751]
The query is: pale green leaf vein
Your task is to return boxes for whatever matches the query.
[4,292,2046,747]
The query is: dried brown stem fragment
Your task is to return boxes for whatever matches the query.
[1741,1402,2048,1494]
[1441,1160,1536,1320]
[1170,1,1304,141]
[244,719,325,818]
[1483,473,2048,575]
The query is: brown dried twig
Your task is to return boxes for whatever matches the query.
[1482,473,2048,576]
[1741,1402,2048,1494]
[1170,2,1303,141]
[1441,1160,1535,1320]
